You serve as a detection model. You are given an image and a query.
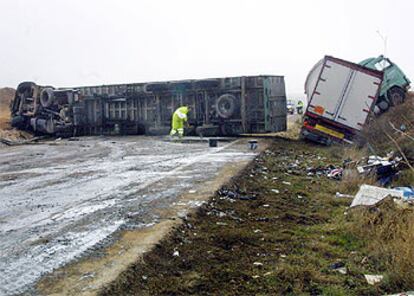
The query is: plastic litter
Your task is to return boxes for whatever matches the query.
[306,165,343,180]
[327,168,343,180]
[357,154,401,186]
[335,192,354,199]
[364,274,383,285]
[393,187,414,199]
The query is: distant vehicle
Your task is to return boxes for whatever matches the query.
[301,56,383,145]
[10,76,287,137]
[287,100,295,114]
[296,100,304,114]
[359,55,410,113]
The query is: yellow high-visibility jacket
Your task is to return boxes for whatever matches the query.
[171,106,189,130]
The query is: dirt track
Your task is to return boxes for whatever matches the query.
[0,136,262,295]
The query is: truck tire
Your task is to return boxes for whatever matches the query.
[17,81,35,93]
[40,88,55,107]
[216,94,236,119]
[377,99,389,112]
[387,86,405,106]
[11,115,27,129]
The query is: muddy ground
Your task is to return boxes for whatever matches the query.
[0,136,262,295]
[100,138,392,296]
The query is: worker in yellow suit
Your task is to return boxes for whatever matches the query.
[170,106,190,138]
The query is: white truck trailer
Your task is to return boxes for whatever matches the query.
[301,56,384,145]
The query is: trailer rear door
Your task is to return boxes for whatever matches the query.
[307,57,382,130]
[335,71,382,130]
[307,59,352,121]
[264,76,287,132]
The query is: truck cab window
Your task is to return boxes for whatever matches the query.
[374,59,391,71]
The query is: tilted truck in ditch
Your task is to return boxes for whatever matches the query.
[359,55,411,113]
[301,56,384,145]
[10,76,287,137]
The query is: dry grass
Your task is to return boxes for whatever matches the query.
[338,92,414,291]
[0,87,33,141]
[0,87,14,130]
[347,199,414,290]
[338,169,376,194]
[362,92,414,165]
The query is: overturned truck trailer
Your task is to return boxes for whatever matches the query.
[10,76,287,137]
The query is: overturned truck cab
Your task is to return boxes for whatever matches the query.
[10,76,287,137]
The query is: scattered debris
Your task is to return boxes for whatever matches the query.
[335,192,354,199]
[351,184,404,207]
[253,262,263,267]
[357,154,401,186]
[248,140,258,150]
[217,188,256,201]
[271,189,280,194]
[364,274,383,285]
[329,262,347,275]
[327,168,343,180]
[172,250,180,257]
[394,187,414,199]
[306,165,343,179]
[330,262,345,269]
[336,267,347,275]
[216,222,228,226]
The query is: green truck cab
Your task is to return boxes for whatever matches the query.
[359,55,410,112]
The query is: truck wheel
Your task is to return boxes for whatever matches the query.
[377,100,389,112]
[16,82,36,95]
[11,115,27,128]
[40,88,55,107]
[216,94,236,119]
[387,86,406,106]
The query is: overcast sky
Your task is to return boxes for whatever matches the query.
[0,0,412,97]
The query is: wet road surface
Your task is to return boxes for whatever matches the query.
[0,136,257,295]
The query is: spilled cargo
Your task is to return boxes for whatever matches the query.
[10,76,287,137]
